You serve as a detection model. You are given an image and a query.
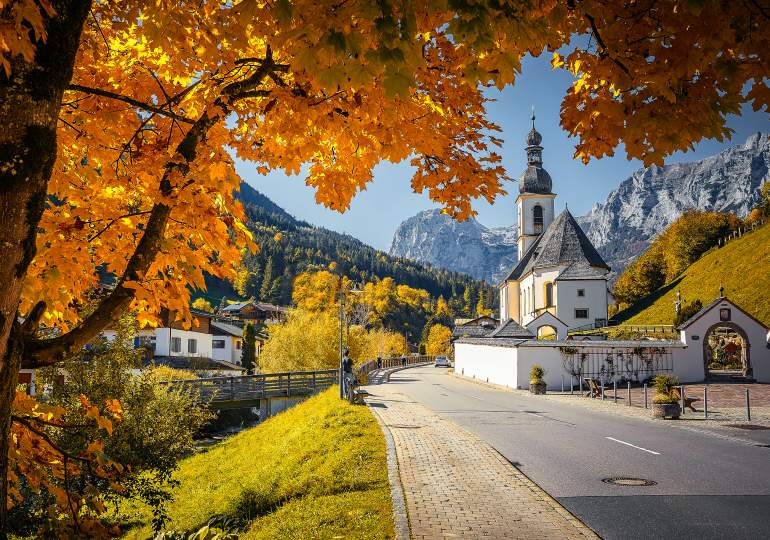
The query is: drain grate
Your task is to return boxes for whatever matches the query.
[388,424,423,429]
[726,424,770,431]
[602,477,657,487]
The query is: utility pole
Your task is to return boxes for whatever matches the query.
[339,276,345,399]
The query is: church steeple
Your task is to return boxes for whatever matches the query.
[519,109,552,194]
[525,109,543,166]
[516,108,556,261]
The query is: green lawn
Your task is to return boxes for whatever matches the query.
[121,388,393,539]
[618,221,770,326]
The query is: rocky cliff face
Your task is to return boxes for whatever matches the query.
[581,132,769,270]
[389,133,769,282]
[389,209,518,282]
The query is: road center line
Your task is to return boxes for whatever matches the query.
[605,436,661,455]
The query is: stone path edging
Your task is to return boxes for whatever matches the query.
[370,405,411,540]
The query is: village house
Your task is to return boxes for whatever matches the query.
[219,301,288,325]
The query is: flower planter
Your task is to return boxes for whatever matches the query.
[529,381,546,395]
[652,402,681,419]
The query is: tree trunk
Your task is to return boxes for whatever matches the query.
[0,2,91,535]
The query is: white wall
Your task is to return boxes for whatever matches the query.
[555,279,608,328]
[455,340,689,390]
[154,327,213,359]
[212,336,243,364]
[454,342,518,388]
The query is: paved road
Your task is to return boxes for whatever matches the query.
[388,367,770,539]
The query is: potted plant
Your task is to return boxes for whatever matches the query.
[529,364,547,395]
[651,374,681,419]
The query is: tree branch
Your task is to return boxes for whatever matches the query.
[67,84,196,124]
[584,13,631,75]
[22,51,283,368]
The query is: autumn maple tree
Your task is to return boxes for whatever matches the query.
[1,0,769,534]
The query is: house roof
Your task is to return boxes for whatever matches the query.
[221,301,288,314]
[211,321,244,337]
[502,209,610,283]
[488,318,534,338]
[452,321,497,338]
[677,296,769,331]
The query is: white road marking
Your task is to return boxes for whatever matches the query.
[605,436,661,455]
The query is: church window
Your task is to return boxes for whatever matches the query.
[544,282,554,307]
[533,205,543,234]
[577,289,585,297]
[575,308,589,319]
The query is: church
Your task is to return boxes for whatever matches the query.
[498,116,612,336]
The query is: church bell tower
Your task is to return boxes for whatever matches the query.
[516,111,556,260]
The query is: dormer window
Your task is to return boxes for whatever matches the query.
[533,204,543,234]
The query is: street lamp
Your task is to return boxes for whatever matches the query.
[337,276,362,399]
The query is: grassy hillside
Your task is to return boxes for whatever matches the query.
[122,388,393,539]
[619,221,770,326]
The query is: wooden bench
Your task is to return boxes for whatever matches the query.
[671,387,700,412]
[583,378,602,398]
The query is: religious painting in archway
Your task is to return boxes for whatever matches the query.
[704,324,748,376]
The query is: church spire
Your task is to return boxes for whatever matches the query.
[525,108,543,166]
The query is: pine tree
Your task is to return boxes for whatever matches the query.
[259,256,274,301]
[241,323,257,374]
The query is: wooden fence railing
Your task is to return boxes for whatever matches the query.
[355,355,435,381]
[162,369,338,403]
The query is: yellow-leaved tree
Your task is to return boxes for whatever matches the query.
[425,324,452,357]
[1,0,769,533]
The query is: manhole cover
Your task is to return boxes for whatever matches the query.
[726,424,770,431]
[602,477,657,487]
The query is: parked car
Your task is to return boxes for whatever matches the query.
[434,356,450,368]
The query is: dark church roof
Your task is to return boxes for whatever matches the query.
[503,209,610,283]
[488,318,534,338]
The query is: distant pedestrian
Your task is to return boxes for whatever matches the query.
[402,356,407,367]
[377,357,382,369]
[342,348,355,398]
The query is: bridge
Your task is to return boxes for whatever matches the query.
[163,369,338,414]
[162,355,437,416]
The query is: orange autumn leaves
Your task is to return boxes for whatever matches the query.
[9,0,769,335]
[10,391,125,536]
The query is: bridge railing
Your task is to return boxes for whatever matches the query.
[355,355,435,383]
[162,369,338,403]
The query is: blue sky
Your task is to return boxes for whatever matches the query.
[236,54,768,251]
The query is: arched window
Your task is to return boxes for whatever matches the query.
[533,204,544,233]
[544,282,553,307]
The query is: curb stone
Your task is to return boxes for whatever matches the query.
[369,404,411,540]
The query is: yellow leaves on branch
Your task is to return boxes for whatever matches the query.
[11,0,768,332]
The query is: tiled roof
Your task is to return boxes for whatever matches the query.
[452,322,496,339]
[489,318,534,338]
[211,321,244,337]
[503,209,609,282]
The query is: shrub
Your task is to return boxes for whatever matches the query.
[529,364,545,382]
[652,374,680,404]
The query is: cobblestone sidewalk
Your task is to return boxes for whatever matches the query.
[366,385,597,539]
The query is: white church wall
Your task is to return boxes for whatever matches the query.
[455,340,692,391]
[555,279,608,328]
[454,343,518,388]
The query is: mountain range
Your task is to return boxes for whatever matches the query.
[389,132,770,283]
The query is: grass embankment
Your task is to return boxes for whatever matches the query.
[618,221,770,326]
[122,388,393,539]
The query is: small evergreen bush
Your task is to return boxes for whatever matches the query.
[529,364,545,382]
